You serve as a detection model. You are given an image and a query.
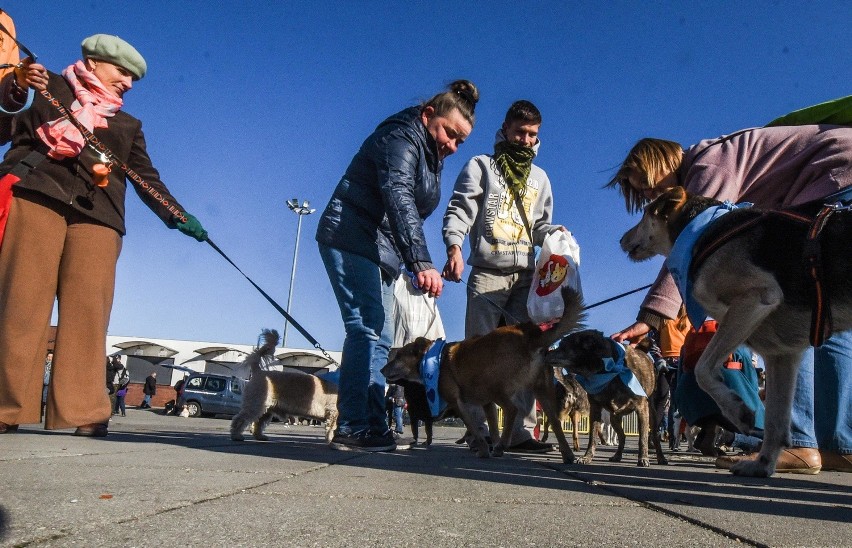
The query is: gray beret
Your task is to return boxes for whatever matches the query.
[81,34,147,80]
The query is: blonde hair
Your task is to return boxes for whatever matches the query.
[423,79,479,126]
[605,138,684,213]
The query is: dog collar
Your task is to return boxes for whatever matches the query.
[573,342,647,397]
[667,201,751,326]
[420,338,447,418]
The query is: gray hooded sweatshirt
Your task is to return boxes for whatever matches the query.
[442,130,560,273]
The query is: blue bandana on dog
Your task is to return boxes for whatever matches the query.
[421,338,447,418]
[667,201,752,326]
[572,343,647,397]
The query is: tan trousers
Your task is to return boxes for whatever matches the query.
[0,193,121,429]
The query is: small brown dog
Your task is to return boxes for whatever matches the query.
[545,329,667,467]
[230,330,339,443]
[540,369,593,451]
[382,287,585,463]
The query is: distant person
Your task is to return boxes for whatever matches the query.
[114,380,129,417]
[0,34,207,438]
[441,100,566,453]
[141,372,157,409]
[41,351,53,417]
[316,80,478,452]
[386,383,405,436]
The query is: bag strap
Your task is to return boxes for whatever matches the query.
[38,88,188,224]
[512,192,534,244]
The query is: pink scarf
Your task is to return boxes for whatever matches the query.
[36,61,123,159]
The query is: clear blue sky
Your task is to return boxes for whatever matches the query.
[7,2,852,350]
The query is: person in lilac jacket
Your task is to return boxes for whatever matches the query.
[606,124,852,474]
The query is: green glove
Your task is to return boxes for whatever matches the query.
[176,213,208,242]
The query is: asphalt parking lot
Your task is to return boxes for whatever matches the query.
[1,409,850,547]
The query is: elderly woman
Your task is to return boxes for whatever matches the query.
[607,124,852,473]
[0,34,207,437]
[316,80,478,452]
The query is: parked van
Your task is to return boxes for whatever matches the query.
[180,373,244,417]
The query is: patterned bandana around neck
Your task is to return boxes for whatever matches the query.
[493,139,535,197]
[36,60,123,159]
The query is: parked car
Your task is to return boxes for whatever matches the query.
[180,373,244,418]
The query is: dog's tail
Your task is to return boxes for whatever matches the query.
[533,286,586,351]
[234,329,280,379]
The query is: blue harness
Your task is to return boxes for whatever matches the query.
[667,202,752,326]
[572,342,647,397]
[420,339,447,418]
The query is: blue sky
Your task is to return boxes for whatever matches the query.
[7,2,852,350]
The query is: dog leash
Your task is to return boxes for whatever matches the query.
[458,278,653,322]
[206,239,338,365]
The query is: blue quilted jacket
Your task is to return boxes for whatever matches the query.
[316,107,442,277]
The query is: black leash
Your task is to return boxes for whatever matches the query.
[582,283,653,311]
[459,278,653,322]
[206,239,338,365]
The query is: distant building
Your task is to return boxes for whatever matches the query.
[105,334,340,389]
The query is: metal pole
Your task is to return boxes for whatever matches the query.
[283,213,303,347]
[283,199,315,348]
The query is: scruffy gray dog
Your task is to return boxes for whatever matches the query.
[230,329,338,443]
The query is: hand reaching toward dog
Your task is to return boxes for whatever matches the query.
[611,321,651,345]
[442,244,464,282]
[417,268,443,298]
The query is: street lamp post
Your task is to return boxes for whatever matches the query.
[284,198,316,348]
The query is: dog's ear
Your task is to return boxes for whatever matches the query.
[648,187,688,220]
[414,337,433,353]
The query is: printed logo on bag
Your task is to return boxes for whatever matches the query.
[536,254,568,296]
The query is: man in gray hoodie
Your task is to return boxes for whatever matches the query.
[442,100,564,453]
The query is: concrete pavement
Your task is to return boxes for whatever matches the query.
[1,409,850,547]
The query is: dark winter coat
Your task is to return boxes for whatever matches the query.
[143,374,157,396]
[315,107,442,277]
[1,71,186,235]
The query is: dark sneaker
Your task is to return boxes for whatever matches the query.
[329,431,396,452]
[506,439,553,454]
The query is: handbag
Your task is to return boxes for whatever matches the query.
[392,272,445,347]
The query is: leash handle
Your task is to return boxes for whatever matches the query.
[206,238,338,365]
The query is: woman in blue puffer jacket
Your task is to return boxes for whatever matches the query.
[316,79,478,452]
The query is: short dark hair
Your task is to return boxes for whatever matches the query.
[504,100,541,125]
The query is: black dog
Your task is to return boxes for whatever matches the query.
[546,329,668,467]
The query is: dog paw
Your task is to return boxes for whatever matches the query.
[491,444,505,458]
[609,453,623,463]
[637,458,650,467]
[476,448,491,458]
[576,456,593,465]
[731,458,773,478]
[658,456,670,465]
[561,453,577,465]
[230,434,245,442]
[253,434,270,442]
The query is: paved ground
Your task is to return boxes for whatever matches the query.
[0,409,850,547]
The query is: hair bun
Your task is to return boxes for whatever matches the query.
[450,79,479,110]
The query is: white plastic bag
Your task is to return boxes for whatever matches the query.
[393,273,446,347]
[527,230,582,324]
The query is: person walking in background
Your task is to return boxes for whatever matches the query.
[386,383,405,436]
[607,126,852,473]
[41,351,53,418]
[114,380,128,417]
[316,80,478,452]
[442,100,565,453]
[0,34,208,438]
[141,371,156,409]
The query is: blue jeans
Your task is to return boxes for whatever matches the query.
[393,405,404,433]
[790,329,852,454]
[319,244,394,436]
